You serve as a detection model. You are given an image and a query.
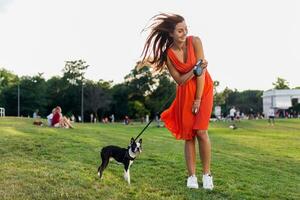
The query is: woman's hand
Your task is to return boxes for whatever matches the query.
[201,58,208,69]
[192,99,201,114]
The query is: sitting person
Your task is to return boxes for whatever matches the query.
[124,115,130,125]
[47,108,56,126]
[33,109,40,118]
[51,106,74,129]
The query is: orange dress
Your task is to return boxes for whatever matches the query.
[161,36,214,140]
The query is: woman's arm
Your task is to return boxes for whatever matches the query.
[192,36,207,114]
[166,57,194,85]
[194,36,206,99]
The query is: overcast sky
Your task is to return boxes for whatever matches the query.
[0,0,299,91]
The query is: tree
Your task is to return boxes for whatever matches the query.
[1,84,18,116]
[145,70,176,117]
[272,77,290,89]
[117,64,156,119]
[0,68,19,109]
[57,59,90,120]
[46,74,88,121]
[84,80,112,120]
[2,74,48,117]
[19,74,47,116]
[124,65,156,102]
[228,90,263,115]
[128,100,150,119]
[0,68,18,94]
[110,83,130,120]
[62,59,89,85]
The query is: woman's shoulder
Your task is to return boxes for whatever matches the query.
[191,35,202,45]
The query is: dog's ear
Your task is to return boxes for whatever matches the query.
[139,138,142,144]
[130,137,135,144]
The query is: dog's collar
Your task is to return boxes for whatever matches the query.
[128,149,136,159]
[124,149,136,161]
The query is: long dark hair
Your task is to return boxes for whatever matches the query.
[141,13,185,71]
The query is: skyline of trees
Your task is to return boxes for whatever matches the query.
[0,62,298,121]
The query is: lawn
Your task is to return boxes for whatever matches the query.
[0,117,299,200]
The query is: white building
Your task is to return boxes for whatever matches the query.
[262,89,300,117]
[0,107,5,117]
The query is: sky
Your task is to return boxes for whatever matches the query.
[0,0,299,91]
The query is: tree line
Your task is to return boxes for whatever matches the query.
[0,60,296,122]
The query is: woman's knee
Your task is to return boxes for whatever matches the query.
[185,138,195,146]
[196,130,209,140]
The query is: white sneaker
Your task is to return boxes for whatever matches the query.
[187,175,199,189]
[202,174,214,190]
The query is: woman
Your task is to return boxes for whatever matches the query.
[52,106,73,129]
[141,13,214,190]
[47,108,56,126]
[51,107,61,127]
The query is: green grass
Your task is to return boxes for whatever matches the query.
[0,117,299,200]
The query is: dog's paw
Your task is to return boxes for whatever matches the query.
[97,172,103,179]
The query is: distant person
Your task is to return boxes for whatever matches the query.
[124,115,130,125]
[51,107,61,127]
[102,117,109,123]
[229,107,236,121]
[33,109,40,118]
[140,116,145,124]
[47,108,56,126]
[52,106,73,129]
[71,114,75,122]
[236,110,240,122]
[110,114,115,123]
[268,107,275,126]
[90,113,94,123]
[155,113,161,127]
[285,111,289,118]
[241,112,245,119]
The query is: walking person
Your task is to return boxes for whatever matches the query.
[141,13,214,190]
[268,107,275,126]
[229,107,236,122]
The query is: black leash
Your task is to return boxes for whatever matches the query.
[134,91,175,141]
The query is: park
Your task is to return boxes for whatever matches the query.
[1,1,300,199]
[0,117,299,199]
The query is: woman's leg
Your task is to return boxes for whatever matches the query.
[196,130,211,174]
[59,119,67,128]
[185,137,196,176]
[63,117,73,128]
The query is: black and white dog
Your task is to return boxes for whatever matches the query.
[97,138,142,184]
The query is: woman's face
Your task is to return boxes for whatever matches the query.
[56,107,62,113]
[171,21,188,43]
